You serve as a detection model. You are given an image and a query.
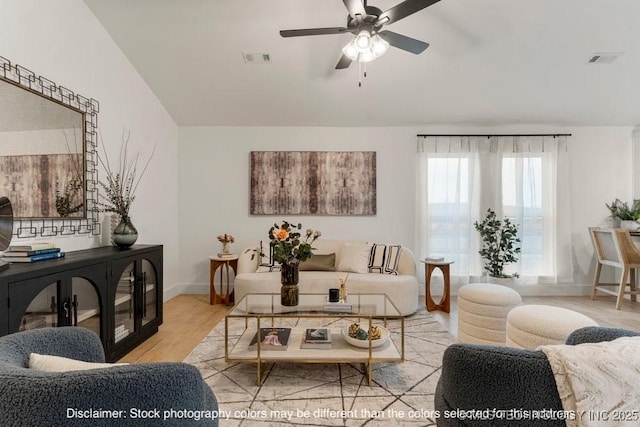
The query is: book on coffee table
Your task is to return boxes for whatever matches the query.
[248,327,291,351]
[305,328,331,343]
[301,328,332,349]
[300,340,332,349]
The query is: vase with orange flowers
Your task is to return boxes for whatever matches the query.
[267,220,321,306]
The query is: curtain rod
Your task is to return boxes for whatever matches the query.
[416,133,572,137]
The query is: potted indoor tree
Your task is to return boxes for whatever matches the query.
[474,209,521,283]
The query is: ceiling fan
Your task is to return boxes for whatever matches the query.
[279,0,441,70]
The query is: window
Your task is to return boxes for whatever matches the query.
[417,135,569,284]
[502,155,551,276]
[424,156,474,274]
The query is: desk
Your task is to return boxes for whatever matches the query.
[209,255,238,305]
[422,260,454,313]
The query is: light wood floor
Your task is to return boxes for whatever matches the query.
[118,295,228,363]
[120,293,640,363]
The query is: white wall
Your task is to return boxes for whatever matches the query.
[178,125,633,296]
[633,125,640,200]
[176,127,418,296]
[567,127,633,287]
[1,0,180,294]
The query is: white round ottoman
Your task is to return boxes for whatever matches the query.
[506,305,598,349]
[457,283,523,345]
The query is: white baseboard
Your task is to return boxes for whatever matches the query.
[163,282,209,302]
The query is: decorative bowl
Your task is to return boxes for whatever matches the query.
[340,325,390,348]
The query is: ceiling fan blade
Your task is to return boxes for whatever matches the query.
[280,27,349,37]
[378,30,429,54]
[335,54,353,70]
[376,0,440,25]
[342,0,366,18]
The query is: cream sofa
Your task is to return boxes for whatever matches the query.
[235,240,419,316]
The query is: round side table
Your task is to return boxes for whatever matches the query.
[209,255,238,305]
[421,260,454,313]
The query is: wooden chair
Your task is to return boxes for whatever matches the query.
[589,227,640,309]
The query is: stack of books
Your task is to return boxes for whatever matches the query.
[300,328,332,349]
[2,243,65,263]
[323,301,352,313]
[217,252,236,258]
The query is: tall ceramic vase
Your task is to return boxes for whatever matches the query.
[112,215,138,249]
[280,260,299,306]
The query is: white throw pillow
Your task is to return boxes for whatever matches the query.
[337,243,372,273]
[29,353,127,372]
[368,244,387,273]
[384,245,402,275]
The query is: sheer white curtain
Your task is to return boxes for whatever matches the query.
[416,135,573,285]
[490,136,572,284]
[415,136,484,285]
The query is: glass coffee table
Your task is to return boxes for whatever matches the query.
[225,293,405,385]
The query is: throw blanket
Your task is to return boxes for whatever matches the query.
[539,337,640,427]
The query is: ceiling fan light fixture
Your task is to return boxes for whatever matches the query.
[279,0,438,75]
[371,34,389,57]
[359,50,375,63]
[354,30,372,52]
[342,40,359,61]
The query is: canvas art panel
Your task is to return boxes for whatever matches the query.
[250,151,376,215]
[0,153,84,218]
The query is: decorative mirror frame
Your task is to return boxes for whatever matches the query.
[0,55,100,238]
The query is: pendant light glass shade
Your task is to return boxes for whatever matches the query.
[371,34,389,57]
[354,30,372,52]
[341,40,359,61]
[359,50,375,63]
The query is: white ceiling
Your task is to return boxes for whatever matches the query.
[84,0,640,127]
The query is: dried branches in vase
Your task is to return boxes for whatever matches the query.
[55,128,85,217]
[97,131,155,248]
[55,177,83,217]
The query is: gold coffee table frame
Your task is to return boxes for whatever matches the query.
[224,293,405,385]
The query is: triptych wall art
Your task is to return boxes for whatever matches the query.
[250,151,376,216]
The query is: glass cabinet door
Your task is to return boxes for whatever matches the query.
[70,277,101,337]
[18,282,59,332]
[114,263,136,343]
[141,259,157,327]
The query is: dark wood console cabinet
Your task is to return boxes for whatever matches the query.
[0,245,163,362]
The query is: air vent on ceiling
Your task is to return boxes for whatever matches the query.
[587,52,622,64]
[242,53,272,64]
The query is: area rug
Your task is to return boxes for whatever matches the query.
[184,307,456,426]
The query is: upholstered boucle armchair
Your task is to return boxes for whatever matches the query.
[435,326,639,427]
[0,327,218,426]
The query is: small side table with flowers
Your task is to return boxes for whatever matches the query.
[210,233,237,305]
[209,254,238,305]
